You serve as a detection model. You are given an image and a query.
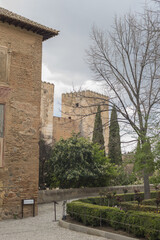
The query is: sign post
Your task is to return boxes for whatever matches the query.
[22,199,35,218]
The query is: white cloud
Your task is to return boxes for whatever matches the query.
[0,0,149,152]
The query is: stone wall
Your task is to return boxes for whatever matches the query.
[40,86,109,151]
[0,21,42,219]
[61,91,109,153]
[38,184,156,203]
[41,82,54,145]
[52,116,80,144]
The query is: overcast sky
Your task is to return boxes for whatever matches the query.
[0,0,153,152]
[0,0,149,116]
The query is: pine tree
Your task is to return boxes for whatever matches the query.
[92,105,105,151]
[108,106,122,164]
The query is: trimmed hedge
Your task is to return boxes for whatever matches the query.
[67,200,160,240]
[80,191,160,206]
[67,201,125,229]
[142,198,157,206]
[120,202,158,213]
[122,211,160,239]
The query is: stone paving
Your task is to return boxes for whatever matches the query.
[0,202,111,240]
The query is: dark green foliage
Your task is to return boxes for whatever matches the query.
[153,139,160,167]
[134,138,155,199]
[67,201,124,229]
[113,166,137,186]
[122,211,160,239]
[150,171,160,185]
[134,138,154,175]
[39,138,52,189]
[67,200,160,239]
[120,202,158,213]
[48,134,115,188]
[79,191,160,206]
[108,106,122,164]
[142,198,157,206]
[92,105,105,151]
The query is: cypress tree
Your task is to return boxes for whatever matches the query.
[108,106,122,164]
[92,105,105,151]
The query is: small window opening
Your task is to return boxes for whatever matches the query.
[75,103,79,107]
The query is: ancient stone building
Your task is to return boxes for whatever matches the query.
[61,91,109,153]
[41,85,109,153]
[40,83,80,144]
[40,82,54,145]
[0,7,58,219]
[52,116,80,144]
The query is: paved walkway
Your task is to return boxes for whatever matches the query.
[0,202,111,240]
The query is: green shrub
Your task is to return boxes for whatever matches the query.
[142,199,157,206]
[80,191,160,206]
[123,211,160,239]
[80,197,115,206]
[67,200,160,240]
[120,202,158,213]
[67,201,124,229]
[48,134,116,188]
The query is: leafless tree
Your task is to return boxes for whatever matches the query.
[87,8,160,199]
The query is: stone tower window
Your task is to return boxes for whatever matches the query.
[75,103,79,107]
[0,104,4,167]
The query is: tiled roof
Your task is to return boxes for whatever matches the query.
[0,7,59,41]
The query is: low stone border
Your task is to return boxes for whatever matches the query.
[59,219,139,240]
[38,184,156,203]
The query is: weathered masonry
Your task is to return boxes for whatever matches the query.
[61,91,109,153]
[41,84,109,153]
[0,7,58,219]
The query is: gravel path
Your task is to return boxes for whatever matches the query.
[0,202,111,240]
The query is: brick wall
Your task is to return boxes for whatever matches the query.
[0,22,42,219]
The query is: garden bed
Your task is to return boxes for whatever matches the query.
[67,193,160,240]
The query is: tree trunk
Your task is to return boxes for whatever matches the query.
[144,172,150,199]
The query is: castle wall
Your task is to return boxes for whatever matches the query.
[53,116,80,144]
[0,22,42,219]
[61,91,109,153]
[40,82,54,145]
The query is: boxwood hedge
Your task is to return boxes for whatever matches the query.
[120,202,158,213]
[80,191,157,206]
[79,191,159,206]
[67,200,160,240]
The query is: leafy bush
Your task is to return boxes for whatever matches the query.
[112,166,137,186]
[150,171,160,185]
[142,199,157,206]
[122,211,160,239]
[67,201,125,229]
[120,202,158,213]
[48,134,116,188]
